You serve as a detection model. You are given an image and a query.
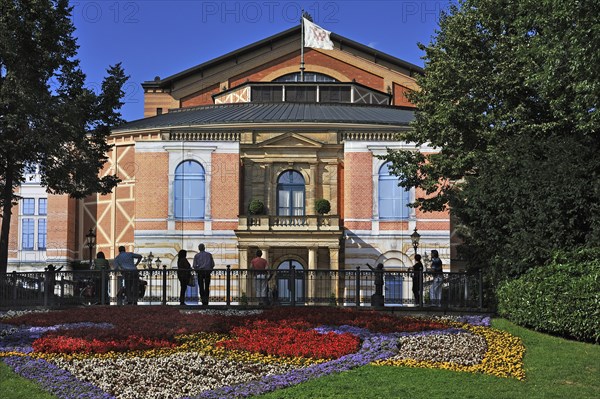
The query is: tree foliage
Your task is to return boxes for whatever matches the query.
[381,0,599,284]
[0,0,127,273]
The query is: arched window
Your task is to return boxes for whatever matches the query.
[174,160,205,219]
[378,162,410,219]
[277,170,305,216]
[273,72,337,82]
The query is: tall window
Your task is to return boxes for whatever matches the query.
[21,219,34,250]
[38,219,47,250]
[174,160,205,219]
[378,162,410,219]
[22,198,35,215]
[277,170,305,216]
[38,198,47,215]
[20,197,47,251]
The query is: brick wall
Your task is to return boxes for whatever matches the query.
[47,194,77,261]
[229,50,384,90]
[7,199,19,259]
[144,92,180,118]
[181,83,220,108]
[344,152,373,229]
[135,152,169,220]
[393,82,414,107]
[211,152,239,229]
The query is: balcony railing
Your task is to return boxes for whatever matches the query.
[0,268,485,310]
[238,215,341,231]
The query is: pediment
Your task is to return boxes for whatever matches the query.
[260,132,323,148]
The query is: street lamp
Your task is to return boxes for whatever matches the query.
[154,257,162,269]
[410,228,420,255]
[145,252,154,269]
[85,228,96,269]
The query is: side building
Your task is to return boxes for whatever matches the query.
[7,26,451,297]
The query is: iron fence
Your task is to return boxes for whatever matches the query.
[0,267,484,310]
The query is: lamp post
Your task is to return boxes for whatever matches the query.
[410,228,420,256]
[85,228,96,269]
[145,252,154,269]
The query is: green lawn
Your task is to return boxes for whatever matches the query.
[0,363,56,399]
[254,319,600,399]
[1,319,598,399]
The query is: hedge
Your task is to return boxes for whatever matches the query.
[497,247,600,343]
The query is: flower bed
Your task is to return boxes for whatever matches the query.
[0,307,525,399]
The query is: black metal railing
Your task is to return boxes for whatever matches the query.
[0,267,485,310]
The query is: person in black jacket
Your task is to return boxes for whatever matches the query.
[412,254,423,306]
[177,249,192,306]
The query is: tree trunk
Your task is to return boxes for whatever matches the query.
[0,162,15,275]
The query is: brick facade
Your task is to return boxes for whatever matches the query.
[8,26,451,274]
[344,152,373,221]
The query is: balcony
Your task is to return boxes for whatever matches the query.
[237,215,341,232]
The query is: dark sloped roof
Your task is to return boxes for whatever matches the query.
[114,103,415,132]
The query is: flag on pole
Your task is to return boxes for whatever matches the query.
[303,18,334,50]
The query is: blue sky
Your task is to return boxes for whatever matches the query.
[70,0,448,122]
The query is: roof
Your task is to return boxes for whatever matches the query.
[114,103,415,132]
[142,26,424,89]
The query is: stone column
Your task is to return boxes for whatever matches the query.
[307,247,317,304]
[329,246,343,301]
[238,245,249,304]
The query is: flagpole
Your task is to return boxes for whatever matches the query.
[300,13,305,82]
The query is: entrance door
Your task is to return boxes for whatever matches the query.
[275,260,305,304]
[384,273,403,305]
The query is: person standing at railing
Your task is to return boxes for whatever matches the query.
[44,264,63,301]
[429,250,443,306]
[412,254,424,306]
[94,252,110,304]
[250,249,269,305]
[177,249,192,306]
[367,263,385,307]
[114,246,142,305]
[193,243,215,306]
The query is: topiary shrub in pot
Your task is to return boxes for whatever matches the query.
[315,198,331,215]
[248,199,265,215]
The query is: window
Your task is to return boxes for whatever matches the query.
[21,219,35,250]
[174,160,205,219]
[38,198,47,215]
[277,170,305,216]
[251,86,283,102]
[22,198,35,215]
[319,86,351,103]
[274,72,337,82]
[38,219,47,250]
[378,162,410,219]
[285,86,317,102]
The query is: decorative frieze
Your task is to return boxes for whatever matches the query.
[168,131,240,141]
[342,131,401,141]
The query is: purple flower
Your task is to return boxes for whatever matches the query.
[2,356,114,399]
[193,329,400,399]
[455,315,491,326]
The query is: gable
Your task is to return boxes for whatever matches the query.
[259,132,324,148]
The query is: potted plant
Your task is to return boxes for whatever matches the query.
[314,198,331,215]
[248,199,265,215]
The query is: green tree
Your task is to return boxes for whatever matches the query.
[0,0,127,274]
[381,0,599,285]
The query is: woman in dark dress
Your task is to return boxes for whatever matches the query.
[177,249,192,305]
